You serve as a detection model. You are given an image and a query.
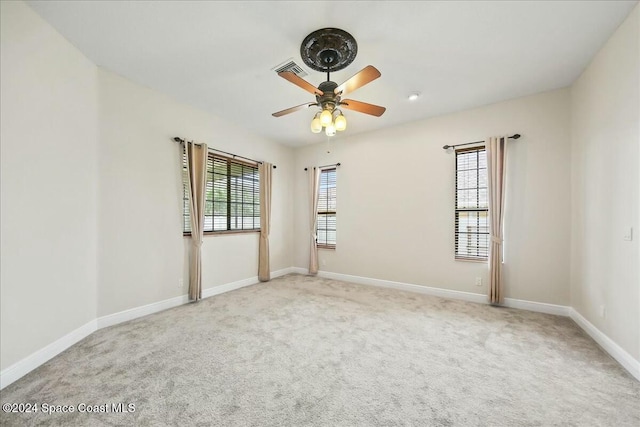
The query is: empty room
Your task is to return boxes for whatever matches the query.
[1,1,638,426]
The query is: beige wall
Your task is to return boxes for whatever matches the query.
[97,69,294,316]
[0,1,99,370]
[294,89,572,305]
[570,5,639,360]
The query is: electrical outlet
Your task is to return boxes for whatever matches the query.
[623,227,633,241]
[178,278,184,289]
[475,277,482,287]
[322,259,326,266]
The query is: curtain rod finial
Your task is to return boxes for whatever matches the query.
[443,145,451,149]
[511,134,521,139]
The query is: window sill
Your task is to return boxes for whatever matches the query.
[183,229,260,237]
[318,244,336,250]
[455,256,487,263]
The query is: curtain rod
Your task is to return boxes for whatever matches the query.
[173,137,276,168]
[442,134,521,150]
[304,163,341,171]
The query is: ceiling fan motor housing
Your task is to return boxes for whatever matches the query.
[317,81,340,111]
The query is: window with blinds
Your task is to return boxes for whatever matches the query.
[317,168,337,248]
[455,148,489,260]
[183,153,260,234]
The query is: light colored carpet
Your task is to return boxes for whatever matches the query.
[1,274,638,426]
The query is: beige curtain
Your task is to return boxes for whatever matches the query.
[184,141,208,301]
[308,167,321,274]
[486,136,508,304]
[258,162,273,282]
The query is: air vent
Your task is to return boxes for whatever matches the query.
[272,59,308,77]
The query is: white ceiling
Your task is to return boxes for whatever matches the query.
[27,1,637,147]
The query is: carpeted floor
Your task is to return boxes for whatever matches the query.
[1,274,638,426]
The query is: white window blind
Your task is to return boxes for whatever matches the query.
[317,168,336,247]
[455,148,489,260]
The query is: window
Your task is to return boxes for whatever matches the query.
[455,147,488,260]
[183,153,260,234]
[317,168,337,248]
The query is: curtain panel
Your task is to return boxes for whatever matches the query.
[184,141,207,301]
[308,167,321,274]
[486,136,508,304]
[258,162,273,282]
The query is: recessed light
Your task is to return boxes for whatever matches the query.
[408,92,420,101]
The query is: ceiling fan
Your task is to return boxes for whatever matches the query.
[272,28,386,136]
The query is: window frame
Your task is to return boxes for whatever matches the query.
[454,146,489,262]
[317,167,337,249]
[183,152,260,236]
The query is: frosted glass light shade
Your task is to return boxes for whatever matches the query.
[334,114,347,131]
[310,117,322,133]
[320,109,333,127]
[325,122,336,136]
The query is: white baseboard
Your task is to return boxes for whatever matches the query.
[99,267,295,329]
[503,297,571,316]
[272,267,296,278]
[201,267,292,298]
[0,319,97,390]
[290,267,310,275]
[569,308,640,381]
[202,276,259,299]
[97,294,189,329]
[299,269,570,316]
[1,267,296,390]
[317,270,489,304]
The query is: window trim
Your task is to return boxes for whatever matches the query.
[183,152,261,237]
[454,146,489,262]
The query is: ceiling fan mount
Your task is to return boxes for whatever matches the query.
[300,28,358,72]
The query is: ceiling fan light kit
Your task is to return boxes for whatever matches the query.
[310,108,347,135]
[273,28,386,136]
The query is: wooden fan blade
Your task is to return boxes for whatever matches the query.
[334,65,381,96]
[272,103,316,117]
[340,99,386,117]
[278,72,323,96]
